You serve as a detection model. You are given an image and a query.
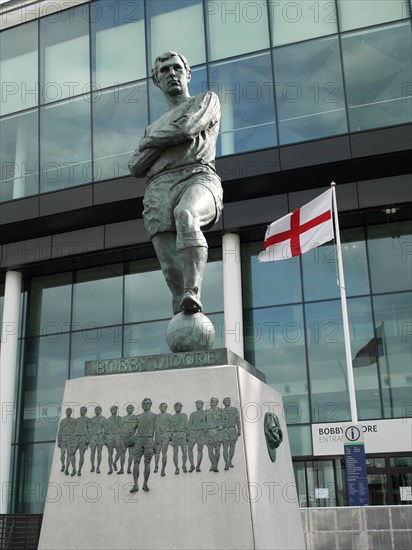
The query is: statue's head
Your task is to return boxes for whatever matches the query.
[159,402,168,413]
[110,405,118,415]
[80,406,87,415]
[195,400,204,410]
[142,398,152,411]
[65,407,72,416]
[152,51,192,94]
[126,404,135,415]
[174,402,182,413]
[223,397,231,407]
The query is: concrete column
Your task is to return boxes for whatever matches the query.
[222,233,244,358]
[0,270,22,513]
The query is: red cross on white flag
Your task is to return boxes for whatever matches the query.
[259,189,334,261]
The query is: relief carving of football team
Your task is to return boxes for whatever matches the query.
[57,397,241,493]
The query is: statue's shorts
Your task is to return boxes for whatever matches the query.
[143,166,223,246]
[105,434,122,447]
[207,428,223,445]
[221,427,238,443]
[131,436,154,463]
[67,435,88,455]
[59,435,70,449]
[171,431,188,447]
[90,434,104,447]
[188,430,206,447]
[155,433,170,448]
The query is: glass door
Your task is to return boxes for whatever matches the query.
[390,457,412,505]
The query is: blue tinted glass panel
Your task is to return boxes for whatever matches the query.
[242,242,302,308]
[244,304,309,423]
[0,110,39,201]
[293,461,308,506]
[40,6,90,103]
[125,254,222,323]
[350,297,382,420]
[274,36,347,144]
[91,0,146,88]
[305,300,350,422]
[307,297,382,423]
[21,335,70,442]
[367,221,412,293]
[206,0,269,60]
[338,0,409,31]
[339,229,371,297]
[93,81,148,181]
[70,327,122,378]
[17,443,54,513]
[302,227,370,302]
[125,259,171,323]
[288,425,313,456]
[342,22,412,131]
[27,274,72,337]
[0,20,38,116]
[147,1,205,67]
[205,312,225,348]
[123,320,172,356]
[210,53,277,155]
[72,266,123,328]
[373,292,412,418]
[40,97,91,191]
[202,256,224,315]
[270,0,338,46]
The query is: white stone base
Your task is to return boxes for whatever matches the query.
[39,365,305,550]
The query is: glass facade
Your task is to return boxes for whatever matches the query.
[0,0,411,200]
[270,0,338,46]
[210,52,277,155]
[146,0,206,66]
[274,36,347,144]
[40,6,90,104]
[206,0,270,60]
[341,21,412,132]
[0,109,39,200]
[92,82,148,181]
[11,250,224,511]
[40,97,92,191]
[294,455,412,508]
[0,19,38,116]
[0,0,410,518]
[9,219,411,511]
[91,0,146,89]
[242,221,412,435]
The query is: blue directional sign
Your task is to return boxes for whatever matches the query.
[344,425,369,506]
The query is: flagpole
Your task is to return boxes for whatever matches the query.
[331,181,358,423]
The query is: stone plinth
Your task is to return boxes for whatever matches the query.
[38,364,305,550]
